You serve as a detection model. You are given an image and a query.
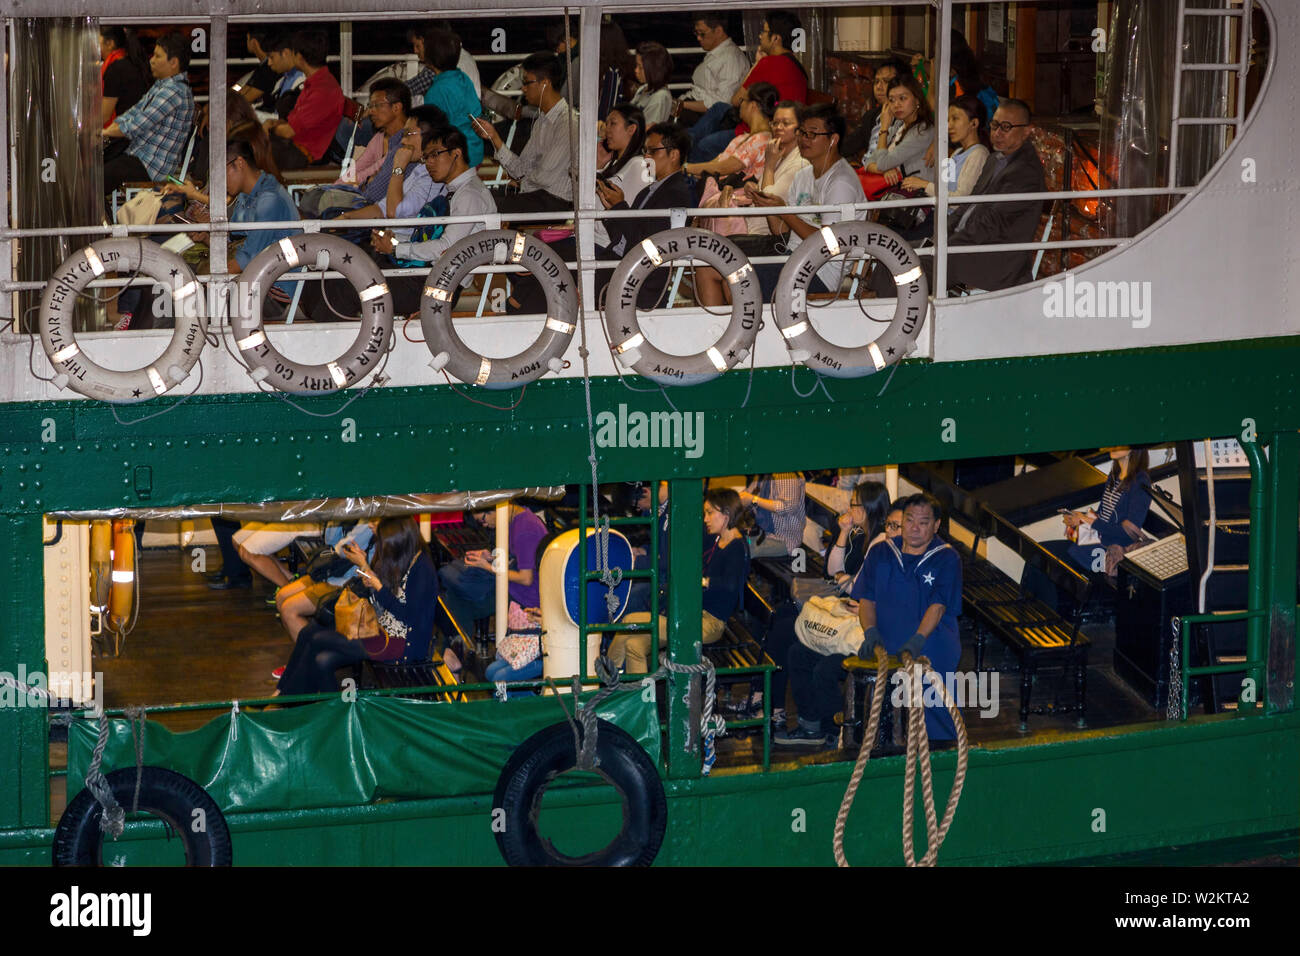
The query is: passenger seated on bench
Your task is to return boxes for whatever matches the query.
[234,519,325,589]
[1022,446,1152,611]
[625,481,670,616]
[607,488,752,674]
[276,520,377,642]
[484,603,545,695]
[791,480,891,604]
[438,503,548,632]
[740,472,806,558]
[277,517,438,696]
[472,52,577,214]
[773,494,896,743]
[263,29,345,172]
[855,492,963,742]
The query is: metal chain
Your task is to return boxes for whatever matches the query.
[1167,616,1184,720]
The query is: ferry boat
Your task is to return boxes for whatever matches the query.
[0,0,1295,868]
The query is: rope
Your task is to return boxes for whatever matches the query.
[831,650,969,867]
[898,653,968,867]
[126,706,147,814]
[832,645,889,866]
[84,716,125,840]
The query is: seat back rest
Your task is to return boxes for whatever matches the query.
[987,510,1091,606]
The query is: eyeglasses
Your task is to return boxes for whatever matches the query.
[520,78,540,88]
[989,121,1029,133]
[367,98,396,110]
[643,145,669,155]
[423,147,451,161]
[886,521,902,531]
[771,119,797,128]
[797,127,834,139]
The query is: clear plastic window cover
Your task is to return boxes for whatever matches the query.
[48,487,566,521]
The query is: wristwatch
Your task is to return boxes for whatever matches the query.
[392,165,405,175]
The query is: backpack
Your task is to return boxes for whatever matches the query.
[296,185,370,244]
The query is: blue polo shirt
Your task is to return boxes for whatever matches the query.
[852,535,962,655]
[425,69,484,167]
[231,171,301,295]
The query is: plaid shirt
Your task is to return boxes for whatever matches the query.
[116,74,195,181]
[752,474,806,553]
[406,67,435,98]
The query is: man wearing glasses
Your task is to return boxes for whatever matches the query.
[332,80,415,205]
[675,14,750,124]
[371,125,496,315]
[748,102,863,299]
[472,52,577,213]
[946,98,1046,292]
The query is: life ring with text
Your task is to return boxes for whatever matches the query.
[39,239,207,402]
[234,233,393,393]
[772,221,928,378]
[420,230,577,389]
[604,227,760,386]
[494,719,666,866]
[52,766,232,866]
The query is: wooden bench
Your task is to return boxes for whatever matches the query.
[364,654,464,702]
[960,516,1092,731]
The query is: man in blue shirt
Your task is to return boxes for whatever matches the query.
[853,492,963,740]
[103,31,196,200]
[225,138,301,304]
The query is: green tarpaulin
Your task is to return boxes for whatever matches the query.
[68,691,661,814]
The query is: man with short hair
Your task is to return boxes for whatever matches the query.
[691,10,808,162]
[236,28,278,107]
[473,51,577,213]
[749,102,862,299]
[264,28,345,171]
[102,31,196,197]
[855,493,963,742]
[223,137,300,299]
[946,98,1047,292]
[370,124,496,315]
[676,14,750,120]
[334,78,414,204]
[262,34,305,120]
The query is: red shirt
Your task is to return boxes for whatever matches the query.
[287,67,345,161]
[736,53,809,134]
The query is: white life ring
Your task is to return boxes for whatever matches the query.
[772,221,928,378]
[39,239,207,403]
[603,228,760,386]
[419,230,577,389]
[233,233,393,393]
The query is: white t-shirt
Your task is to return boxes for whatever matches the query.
[785,158,864,293]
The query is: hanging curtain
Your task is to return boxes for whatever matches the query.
[13,18,104,331]
[1099,0,1233,237]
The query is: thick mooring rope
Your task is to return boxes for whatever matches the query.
[832,651,969,867]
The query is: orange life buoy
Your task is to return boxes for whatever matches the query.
[108,520,136,634]
[89,520,112,611]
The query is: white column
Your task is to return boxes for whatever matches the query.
[495,501,509,641]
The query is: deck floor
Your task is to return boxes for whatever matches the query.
[50,548,1164,821]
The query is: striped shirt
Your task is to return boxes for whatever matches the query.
[116,74,195,182]
[495,97,577,201]
[752,473,806,553]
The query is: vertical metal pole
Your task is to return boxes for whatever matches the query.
[1242,439,1268,714]
[1234,0,1252,137]
[208,17,228,282]
[933,0,952,300]
[1265,430,1297,716]
[339,21,353,99]
[494,501,508,644]
[1167,0,1187,189]
[578,483,588,680]
[0,19,11,326]
[575,8,600,318]
[666,478,703,779]
[0,515,50,829]
[648,481,660,670]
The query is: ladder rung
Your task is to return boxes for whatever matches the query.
[1204,517,1250,525]
[1215,655,1248,664]
[1174,116,1241,125]
[1181,62,1243,71]
[1184,7,1245,15]
[1210,564,1249,572]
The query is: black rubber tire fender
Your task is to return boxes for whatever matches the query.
[494,719,666,866]
[52,767,232,866]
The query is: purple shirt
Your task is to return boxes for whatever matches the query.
[509,509,548,608]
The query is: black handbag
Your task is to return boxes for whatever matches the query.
[304,545,354,583]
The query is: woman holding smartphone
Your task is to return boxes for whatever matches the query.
[692,100,808,306]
